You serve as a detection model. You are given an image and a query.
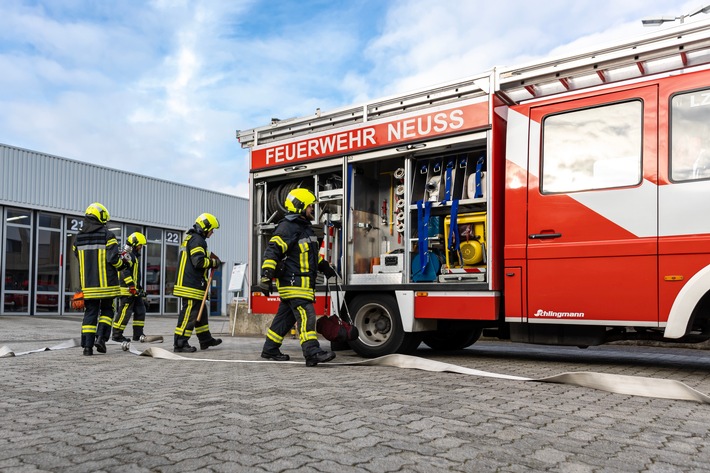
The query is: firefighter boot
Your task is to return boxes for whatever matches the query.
[174,335,196,353]
[305,350,336,367]
[200,338,222,350]
[132,328,144,342]
[94,337,107,354]
[262,339,290,361]
[81,333,91,350]
[112,330,130,343]
[83,347,93,356]
[261,350,290,361]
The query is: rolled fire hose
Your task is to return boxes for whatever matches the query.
[4,339,709,404]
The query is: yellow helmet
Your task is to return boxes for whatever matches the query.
[85,202,110,224]
[285,188,317,214]
[127,232,147,247]
[195,213,220,232]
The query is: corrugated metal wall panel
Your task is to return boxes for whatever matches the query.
[0,142,249,271]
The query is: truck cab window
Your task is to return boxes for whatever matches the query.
[670,88,710,181]
[541,101,642,194]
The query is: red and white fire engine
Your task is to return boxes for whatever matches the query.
[238,19,710,357]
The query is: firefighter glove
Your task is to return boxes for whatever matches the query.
[210,253,222,268]
[262,267,274,280]
[119,251,133,268]
[322,263,338,280]
[258,277,273,297]
[129,286,137,296]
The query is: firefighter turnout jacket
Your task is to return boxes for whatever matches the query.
[261,214,331,301]
[174,228,217,300]
[119,246,142,296]
[73,218,127,299]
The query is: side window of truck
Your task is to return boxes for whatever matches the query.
[670,88,710,182]
[540,100,643,194]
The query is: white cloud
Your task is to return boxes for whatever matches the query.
[359,0,699,96]
[0,0,704,199]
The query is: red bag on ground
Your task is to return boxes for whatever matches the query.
[317,315,359,343]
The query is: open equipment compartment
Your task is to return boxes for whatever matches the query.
[251,162,344,290]
[407,143,488,284]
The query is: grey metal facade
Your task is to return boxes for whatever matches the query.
[0,142,248,316]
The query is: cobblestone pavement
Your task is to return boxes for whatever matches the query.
[2,314,710,472]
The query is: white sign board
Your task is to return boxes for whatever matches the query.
[228,263,248,292]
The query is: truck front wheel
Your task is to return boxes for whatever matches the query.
[348,294,421,358]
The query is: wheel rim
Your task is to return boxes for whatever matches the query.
[354,302,393,348]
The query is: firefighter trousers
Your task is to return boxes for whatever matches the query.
[174,298,214,346]
[81,298,115,348]
[263,298,321,358]
[112,296,146,340]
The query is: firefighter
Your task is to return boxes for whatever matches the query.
[173,213,223,352]
[112,232,148,343]
[258,188,337,367]
[73,202,130,356]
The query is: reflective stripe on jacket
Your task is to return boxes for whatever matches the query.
[119,247,142,296]
[174,228,212,300]
[73,219,124,299]
[262,215,325,302]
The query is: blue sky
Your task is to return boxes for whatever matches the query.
[0,0,700,197]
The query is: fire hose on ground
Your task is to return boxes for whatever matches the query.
[1,338,709,404]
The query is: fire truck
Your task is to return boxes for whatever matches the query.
[238,19,710,357]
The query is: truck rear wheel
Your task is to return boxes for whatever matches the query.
[422,328,482,351]
[349,294,421,358]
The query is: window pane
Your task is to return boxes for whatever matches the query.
[36,230,60,290]
[146,296,160,314]
[36,229,60,313]
[64,234,81,293]
[109,224,123,245]
[146,239,162,297]
[39,213,61,229]
[125,224,142,239]
[670,88,710,181]
[146,227,162,243]
[541,101,642,193]
[165,297,178,314]
[6,208,31,224]
[164,244,178,296]
[4,294,28,312]
[4,224,31,313]
[5,226,30,289]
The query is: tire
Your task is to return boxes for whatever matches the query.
[348,294,422,358]
[422,328,482,351]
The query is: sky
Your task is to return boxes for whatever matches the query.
[0,0,703,198]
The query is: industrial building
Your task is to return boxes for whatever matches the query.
[0,143,248,317]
